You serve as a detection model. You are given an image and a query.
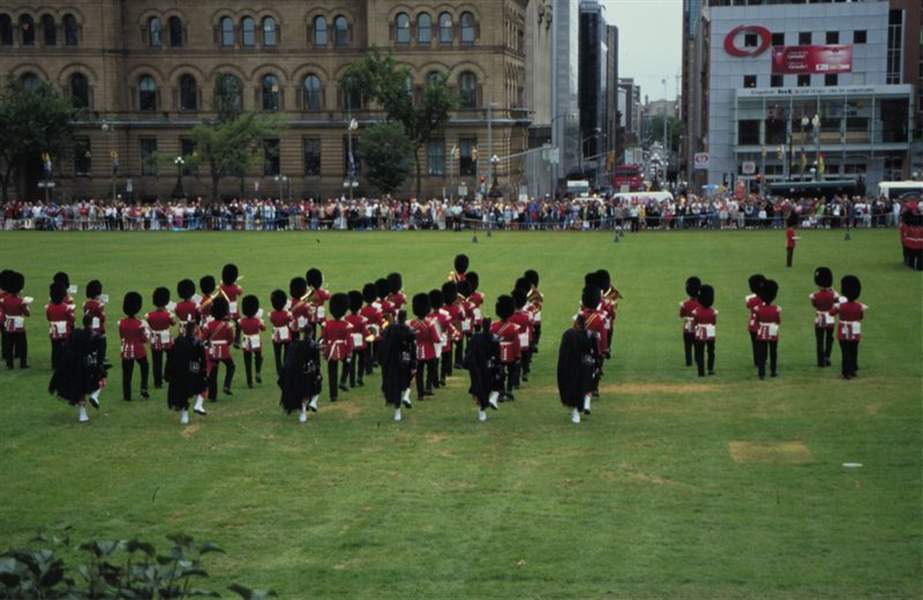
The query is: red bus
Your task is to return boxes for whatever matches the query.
[613,164,644,192]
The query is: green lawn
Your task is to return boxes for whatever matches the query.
[0,229,920,598]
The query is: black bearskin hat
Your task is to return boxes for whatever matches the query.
[86,280,102,299]
[270,289,287,311]
[686,276,702,297]
[211,296,229,320]
[53,271,70,289]
[514,277,531,295]
[495,294,515,320]
[748,274,765,294]
[814,267,833,288]
[759,279,778,304]
[123,291,142,316]
[467,271,480,292]
[0,270,10,292]
[387,272,403,294]
[177,278,195,300]
[200,275,216,296]
[428,289,444,312]
[698,284,714,308]
[584,272,599,289]
[454,254,470,274]
[457,280,471,298]
[6,271,24,295]
[153,286,170,308]
[512,289,527,310]
[306,268,323,289]
[348,290,363,313]
[582,286,601,310]
[375,278,390,299]
[329,292,348,319]
[362,283,378,304]
[524,269,539,288]
[481,317,492,332]
[441,281,458,305]
[412,293,431,319]
[49,283,66,304]
[222,263,239,285]
[596,269,612,290]
[242,294,259,318]
[841,275,861,301]
[289,277,307,299]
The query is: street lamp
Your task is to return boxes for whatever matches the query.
[172,156,186,199]
[101,120,118,203]
[345,117,359,200]
[489,154,500,198]
[274,174,289,201]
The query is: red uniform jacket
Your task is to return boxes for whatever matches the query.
[1,294,29,332]
[83,299,106,335]
[832,301,864,342]
[410,317,439,361]
[754,304,782,342]
[220,283,244,318]
[509,310,533,355]
[786,227,796,249]
[119,317,148,359]
[387,292,407,319]
[269,309,293,344]
[290,297,312,333]
[309,288,331,323]
[578,308,608,355]
[468,291,485,325]
[239,317,265,352]
[745,294,762,334]
[198,297,215,322]
[175,300,198,325]
[810,289,838,329]
[692,306,717,341]
[46,303,75,341]
[490,319,521,364]
[202,319,234,361]
[435,309,455,352]
[446,302,466,341]
[321,319,353,361]
[345,313,368,350]
[146,309,175,350]
[379,299,395,326]
[679,297,700,334]
[360,305,383,340]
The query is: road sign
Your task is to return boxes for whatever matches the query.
[693,152,710,170]
[742,161,756,175]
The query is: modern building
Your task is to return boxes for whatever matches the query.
[524,0,555,198]
[0,0,538,202]
[618,78,642,149]
[684,0,919,192]
[552,0,581,183]
[605,25,620,172]
[579,0,607,170]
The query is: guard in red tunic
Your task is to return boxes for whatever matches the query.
[46,283,75,370]
[510,285,534,384]
[679,276,701,368]
[809,266,838,368]
[289,277,311,338]
[432,288,455,385]
[306,268,331,338]
[269,289,292,377]
[450,254,469,283]
[754,279,781,380]
[53,272,75,307]
[174,279,199,327]
[220,263,244,346]
[239,294,265,388]
[198,275,218,323]
[409,293,438,400]
[490,294,521,401]
[745,274,765,367]
[596,269,621,358]
[692,284,717,377]
[1,271,30,369]
[457,280,475,351]
[0,270,8,363]
[523,269,543,351]
[785,213,800,268]
[119,291,150,401]
[467,272,486,331]
[374,278,393,367]
[443,281,467,371]
[83,279,108,366]
[147,286,175,389]
[320,292,353,402]
[900,211,911,267]
[360,283,382,376]
[576,286,608,404]
[386,273,407,322]
[202,296,236,401]
[343,290,368,389]
[831,275,866,379]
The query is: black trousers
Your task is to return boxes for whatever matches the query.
[533,322,542,352]
[454,337,465,368]
[416,359,436,399]
[694,339,715,376]
[272,342,288,378]
[207,358,235,400]
[755,340,778,378]
[521,350,532,378]
[369,341,379,369]
[426,358,439,390]
[683,332,695,367]
[97,335,108,366]
[51,339,66,370]
[341,350,365,387]
[839,340,859,378]
[505,362,520,394]
[749,331,758,366]
[440,351,452,382]
[815,328,834,366]
[122,357,149,401]
[328,360,343,401]
[786,247,794,267]
[151,348,172,388]
[243,350,263,387]
[2,331,27,367]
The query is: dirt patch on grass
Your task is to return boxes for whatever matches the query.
[603,383,719,395]
[333,558,363,571]
[180,423,200,438]
[729,441,812,464]
[427,432,448,444]
[866,403,881,416]
[325,401,363,418]
[603,463,697,490]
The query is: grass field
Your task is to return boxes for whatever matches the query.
[0,228,920,598]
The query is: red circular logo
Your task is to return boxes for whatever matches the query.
[724,25,772,57]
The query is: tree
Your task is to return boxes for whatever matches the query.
[341,49,457,198]
[0,78,79,202]
[646,114,684,154]
[358,122,414,194]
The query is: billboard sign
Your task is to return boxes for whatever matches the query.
[724,25,772,57]
[772,45,853,74]
[693,152,710,170]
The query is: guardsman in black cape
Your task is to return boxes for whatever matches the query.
[378,309,416,421]
[557,314,599,424]
[464,318,501,422]
[49,314,107,423]
[277,324,323,423]
[167,321,209,424]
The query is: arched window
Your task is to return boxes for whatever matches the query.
[220,16,234,47]
[148,16,162,47]
[438,12,453,44]
[139,75,157,111]
[261,74,280,111]
[426,71,443,87]
[41,14,56,46]
[20,15,35,46]
[20,72,40,91]
[179,74,197,111]
[216,73,243,112]
[168,16,183,47]
[460,12,476,45]
[63,14,78,46]
[395,13,410,44]
[0,15,11,46]
[303,75,322,111]
[262,16,277,47]
[404,75,414,98]
[334,16,348,47]
[70,73,89,108]
[313,16,327,47]
[459,71,477,109]
[241,17,255,48]
[417,13,432,44]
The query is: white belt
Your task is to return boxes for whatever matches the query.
[50,320,68,336]
[245,334,261,350]
[273,326,290,341]
[212,340,228,345]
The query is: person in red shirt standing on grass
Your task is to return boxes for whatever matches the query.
[289,277,311,339]
[343,290,368,389]
[119,291,150,401]
[197,275,217,323]
[744,274,765,368]
[467,272,486,332]
[239,295,265,388]
[809,267,838,368]
[147,287,175,389]
[202,296,235,401]
[320,292,353,402]
[83,279,108,367]
[46,283,75,370]
[523,270,543,352]
[386,273,407,322]
[268,289,292,378]
[510,285,534,384]
[692,284,717,377]
[491,294,521,402]
[754,279,781,380]
[785,213,800,268]
[220,264,244,347]
[576,285,608,410]
[832,275,866,380]
[409,293,438,401]
[679,276,701,368]
[174,279,199,327]
[306,268,331,339]
[1,271,30,369]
